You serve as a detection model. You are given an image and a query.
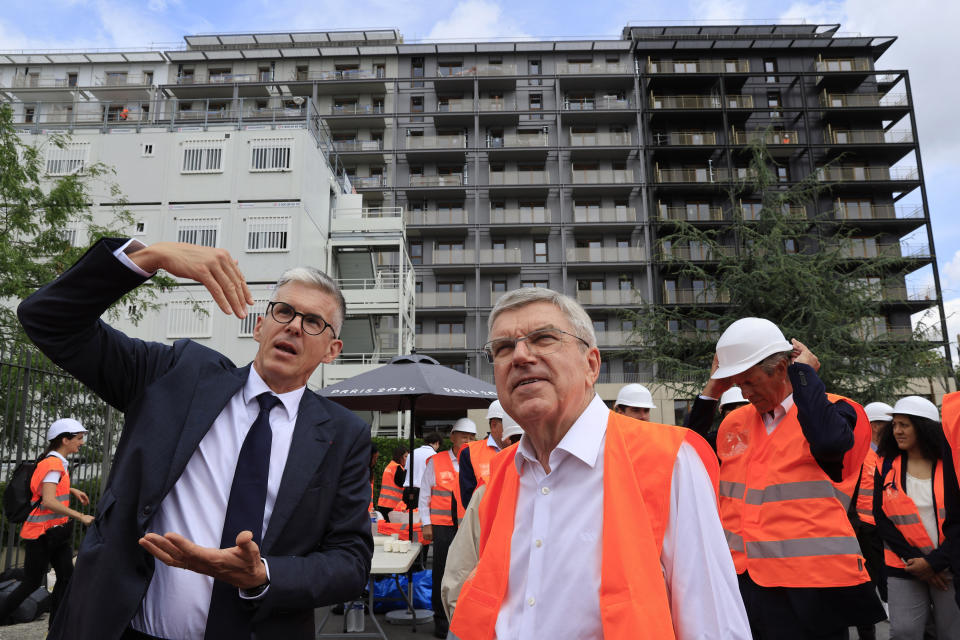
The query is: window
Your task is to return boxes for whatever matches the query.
[438,61,464,77]
[437,281,465,293]
[838,199,873,219]
[246,216,291,252]
[845,237,878,258]
[142,143,154,157]
[410,95,423,122]
[767,92,782,118]
[529,93,542,111]
[764,58,777,83]
[784,238,799,254]
[663,280,677,304]
[258,65,272,82]
[105,71,128,85]
[618,274,632,290]
[182,139,224,174]
[492,280,507,292]
[777,165,789,183]
[250,138,293,172]
[295,65,309,81]
[528,59,541,85]
[534,240,548,263]
[177,217,220,247]
[522,280,549,288]
[374,63,386,78]
[167,300,213,339]
[58,222,83,247]
[67,72,78,87]
[411,57,424,87]
[410,242,423,265]
[46,141,90,175]
[239,299,270,337]
[134,221,147,235]
[143,71,153,85]
[492,238,506,251]
[437,321,465,334]
[685,202,712,221]
[520,202,546,222]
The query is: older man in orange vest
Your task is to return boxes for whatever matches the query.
[707,318,885,639]
[450,288,749,640]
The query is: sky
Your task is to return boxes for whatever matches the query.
[2,0,958,356]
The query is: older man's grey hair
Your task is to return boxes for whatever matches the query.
[487,287,596,347]
[272,267,347,334]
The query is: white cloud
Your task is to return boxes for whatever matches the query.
[778,1,846,24]
[428,0,529,40]
[690,0,749,22]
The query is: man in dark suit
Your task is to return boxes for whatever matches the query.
[17,238,373,640]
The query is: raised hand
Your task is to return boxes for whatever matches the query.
[139,530,268,590]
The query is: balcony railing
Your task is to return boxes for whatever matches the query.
[566,247,646,263]
[835,203,924,220]
[663,288,731,304]
[573,207,637,223]
[576,290,637,305]
[820,92,908,108]
[655,167,753,183]
[490,209,551,224]
[838,242,930,259]
[479,98,515,111]
[437,64,518,77]
[349,176,386,188]
[330,103,387,115]
[333,139,384,152]
[409,174,464,187]
[731,130,799,145]
[658,205,724,221]
[570,131,632,146]
[738,205,806,220]
[650,94,720,109]
[595,330,633,346]
[416,292,467,307]
[816,166,918,182]
[96,73,152,87]
[652,131,718,146]
[416,333,468,349]
[487,133,549,148]
[307,69,383,81]
[570,169,632,184]
[563,96,632,110]
[479,248,522,263]
[336,271,402,292]
[827,129,914,144]
[12,75,73,88]
[815,58,872,72]
[647,59,750,74]
[489,170,550,185]
[405,210,469,225]
[437,99,473,112]
[431,249,475,265]
[556,62,631,74]
[660,245,736,261]
[405,134,467,149]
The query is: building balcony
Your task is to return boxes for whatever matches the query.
[663,288,730,304]
[739,205,806,220]
[649,94,720,110]
[839,242,930,259]
[567,247,646,263]
[815,58,872,72]
[652,131,718,146]
[437,98,474,112]
[731,130,799,145]
[405,210,469,225]
[331,207,403,233]
[350,176,387,188]
[416,292,467,307]
[647,59,750,74]
[96,73,152,87]
[437,64,518,77]
[570,169,632,184]
[659,245,736,261]
[576,289,637,305]
[562,96,632,110]
[479,98,515,111]
[572,207,637,223]
[556,62,631,74]
[409,174,465,187]
[489,170,550,186]
[333,139,384,152]
[658,205,724,222]
[479,248,522,263]
[820,92,908,108]
[655,167,752,184]
[826,129,914,144]
[570,131,632,146]
[491,209,550,224]
[416,333,469,349]
[431,249,476,265]
[835,203,924,220]
[816,166,918,182]
[487,133,550,148]
[330,103,387,115]
[405,134,467,149]
[306,69,383,81]
[595,331,633,346]
[11,75,76,88]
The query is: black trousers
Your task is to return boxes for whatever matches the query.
[0,523,74,627]
[431,524,457,630]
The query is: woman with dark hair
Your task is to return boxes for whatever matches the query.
[376,444,408,520]
[874,396,960,638]
[0,419,94,627]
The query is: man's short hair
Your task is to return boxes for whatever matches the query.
[423,431,443,446]
[758,351,792,375]
[272,267,346,334]
[487,287,596,347]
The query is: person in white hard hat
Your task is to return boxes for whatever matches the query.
[0,419,93,627]
[459,406,514,509]
[873,396,960,638]
[706,317,883,639]
[419,418,476,637]
[613,383,656,421]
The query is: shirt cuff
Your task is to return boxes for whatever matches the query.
[698,394,718,401]
[113,239,155,278]
[238,558,270,600]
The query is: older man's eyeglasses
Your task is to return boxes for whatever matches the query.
[482,328,589,364]
[267,301,337,337]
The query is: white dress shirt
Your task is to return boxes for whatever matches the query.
[407,444,439,488]
[495,394,750,640]
[484,434,501,452]
[418,449,458,526]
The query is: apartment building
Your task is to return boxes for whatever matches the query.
[0,24,947,424]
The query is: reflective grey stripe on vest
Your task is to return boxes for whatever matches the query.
[25,511,68,524]
[888,513,922,526]
[433,489,454,498]
[432,509,456,518]
[719,481,746,499]
[724,528,745,552]
[380,485,402,497]
[744,480,852,510]
[746,536,862,560]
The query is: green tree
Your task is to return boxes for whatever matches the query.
[625,140,946,403]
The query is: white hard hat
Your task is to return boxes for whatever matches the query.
[719,387,747,408]
[712,318,793,379]
[892,396,940,424]
[451,418,477,434]
[502,412,519,429]
[864,401,894,423]
[486,400,506,421]
[47,418,87,442]
[502,422,524,440]
[614,384,656,409]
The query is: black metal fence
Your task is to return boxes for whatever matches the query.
[0,344,118,569]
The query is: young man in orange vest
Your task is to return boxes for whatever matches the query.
[707,318,885,639]
[418,418,475,638]
[459,401,519,508]
[451,288,750,640]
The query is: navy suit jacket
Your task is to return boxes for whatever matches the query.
[17,239,373,640]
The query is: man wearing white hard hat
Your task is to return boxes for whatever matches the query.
[613,383,656,421]
[707,317,883,639]
[418,417,476,637]
[459,403,513,509]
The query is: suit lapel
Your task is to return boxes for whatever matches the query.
[262,391,334,553]
[162,363,248,493]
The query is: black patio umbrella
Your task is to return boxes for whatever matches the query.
[320,353,497,536]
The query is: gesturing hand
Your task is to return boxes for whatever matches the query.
[789,339,820,372]
[70,487,90,505]
[139,530,268,590]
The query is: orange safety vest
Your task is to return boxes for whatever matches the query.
[855,448,879,526]
[20,456,70,540]
[716,393,872,588]
[377,519,429,544]
[943,392,960,490]
[460,439,499,487]
[429,450,464,527]
[450,411,719,640]
[377,460,405,510]
[879,454,945,569]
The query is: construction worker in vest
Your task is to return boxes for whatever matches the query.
[873,396,960,638]
[419,418,476,638]
[942,390,960,610]
[451,287,750,640]
[376,444,408,520]
[460,401,518,508]
[707,317,885,639]
[0,419,93,627]
[612,382,656,421]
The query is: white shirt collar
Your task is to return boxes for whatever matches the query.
[515,393,608,472]
[243,365,305,422]
[486,434,501,451]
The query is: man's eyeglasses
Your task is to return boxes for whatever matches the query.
[267,301,337,337]
[482,328,589,364]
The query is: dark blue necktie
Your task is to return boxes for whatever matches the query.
[204,392,279,640]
